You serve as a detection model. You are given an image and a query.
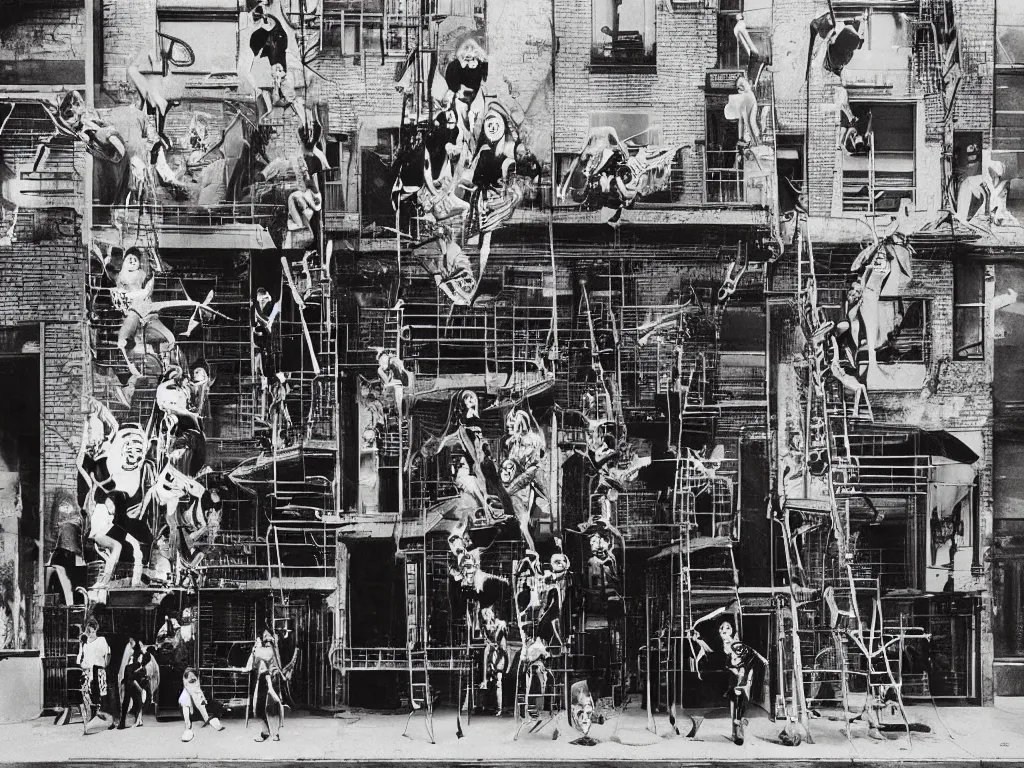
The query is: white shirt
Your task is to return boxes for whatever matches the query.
[81,636,110,669]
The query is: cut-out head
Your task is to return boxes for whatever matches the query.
[122,248,143,272]
[460,390,479,417]
[718,616,737,646]
[111,426,146,473]
[256,288,272,311]
[499,457,520,485]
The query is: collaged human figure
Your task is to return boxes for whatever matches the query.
[78,398,150,591]
[569,679,597,738]
[102,247,175,376]
[586,528,622,611]
[463,102,541,269]
[244,629,285,742]
[478,606,510,716]
[142,438,220,586]
[501,409,549,550]
[419,230,480,307]
[557,126,684,225]
[178,665,225,742]
[521,635,554,720]
[687,616,765,746]
[438,391,512,529]
[448,521,508,638]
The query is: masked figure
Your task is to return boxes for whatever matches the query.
[463,102,539,269]
[78,399,150,589]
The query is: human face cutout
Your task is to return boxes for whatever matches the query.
[116,430,145,472]
[192,367,209,385]
[455,38,483,68]
[481,606,497,632]
[589,533,610,558]
[718,619,735,646]
[258,291,272,310]
[123,253,141,272]
[483,113,505,144]
[551,553,569,574]
[500,459,516,485]
[462,390,478,415]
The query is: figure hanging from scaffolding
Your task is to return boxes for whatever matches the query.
[374,347,414,416]
[252,286,281,406]
[433,32,489,155]
[435,390,513,528]
[501,409,549,551]
[462,101,541,271]
[268,371,294,448]
[99,245,228,377]
[418,229,481,307]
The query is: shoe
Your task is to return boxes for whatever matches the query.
[182,728,194,742]
[255,732,270,742]
[273,734,280,741]
[209,717,224,731]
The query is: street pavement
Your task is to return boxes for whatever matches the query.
[2,698,1024,765]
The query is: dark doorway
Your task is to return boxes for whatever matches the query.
[0,351,40,650]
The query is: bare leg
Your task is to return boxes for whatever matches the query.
[92,534,122,586]
[50,565,73,606]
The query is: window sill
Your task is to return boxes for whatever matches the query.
[589,62,657,75]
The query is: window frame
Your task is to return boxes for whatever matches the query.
[590,0,657,73]
[953,261,986,361]
[841,99,917,213]
[156,9,239,78]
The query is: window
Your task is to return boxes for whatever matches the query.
[876,298,929,364]
[995,52,1024,221]
[716,0,772,71]
[591,0,656,71]
[998,0,1024,66]
[705,96,743,203]
[360,127,400,230]
[158,13,238,77]
[842,101,916,212]
[776,134,805,214]
[954,261,986,360]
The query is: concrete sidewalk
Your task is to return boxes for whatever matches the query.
[2,699,1023,765]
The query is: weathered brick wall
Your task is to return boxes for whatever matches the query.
[101,0,156,102]
[0,245,84,649]
[0,245,85,512]
[771,0,994,220]
[844,256,994,703]
[0,6,85,62]
[552,2,714,203]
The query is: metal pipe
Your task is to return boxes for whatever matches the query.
[36,322,45,650]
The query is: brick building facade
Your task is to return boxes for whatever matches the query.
[0,0,1018,723]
